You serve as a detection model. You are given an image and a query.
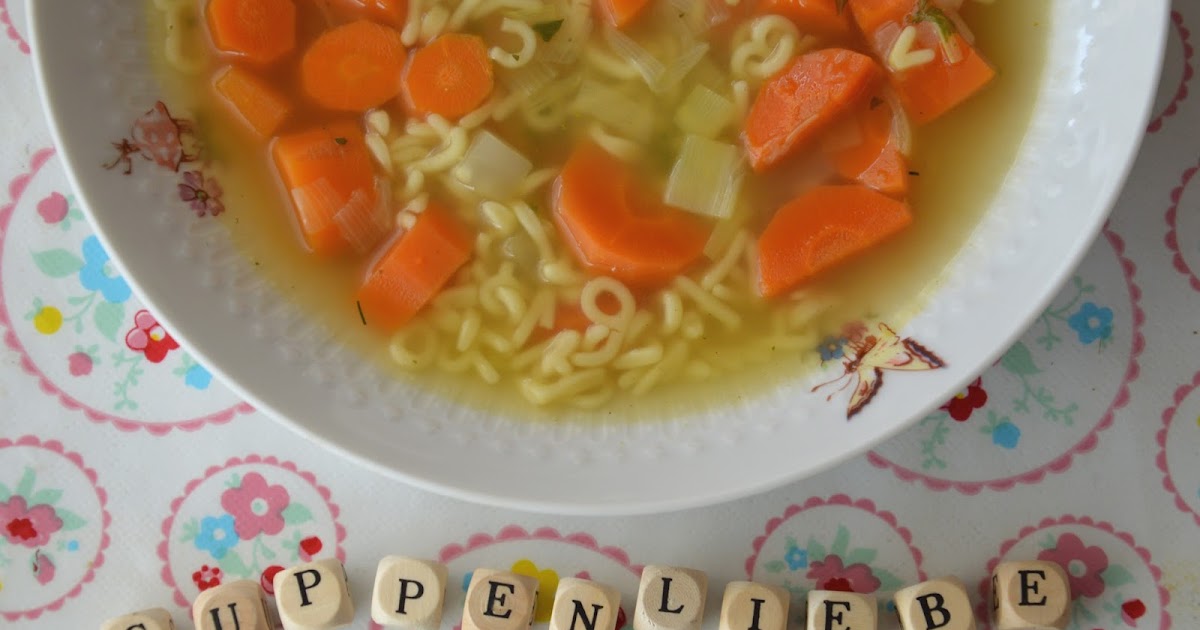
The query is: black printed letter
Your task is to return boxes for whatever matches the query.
[484,581,516,619]
[396,578,426,614]
[1018,570,1048,606]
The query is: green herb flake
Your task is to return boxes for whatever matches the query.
[836,0,848,14]
[909,0,957,40]
[869,96,884,109]
[334,137,348,145]
[532,20,564,42]
[357,300,367,326]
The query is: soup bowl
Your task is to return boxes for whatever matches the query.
[30,0,1168,514]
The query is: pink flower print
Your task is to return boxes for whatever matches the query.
[806,554,881,594]
[68,351,94,376]
[221,473,291,540]
[32,550,56,585]
[37,192,68,224]
[1038,533,1109,599]
[0,496,63,547]
[178,170,225,217]
[125,310,180,363]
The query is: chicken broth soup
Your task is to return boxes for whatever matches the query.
[147,0,1048,416]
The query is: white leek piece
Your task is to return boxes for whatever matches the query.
[452,130,533,201]
[665,135,742,219]
[675,84,736,138]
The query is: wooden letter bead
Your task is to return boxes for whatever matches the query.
[990,561,1071,629]
[894,577,975,630]
[273,558,355,630]
[462,568,540,630]
[634,566,708,630]
[806,590,876,630]
[718,581,790,630]
[372,556,450,629]
[100,607,176,630]
[192,579,273,630]
[549,577,623,630]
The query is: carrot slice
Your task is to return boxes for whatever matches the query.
[357,203,473,330]
[553,144,711,288]
[757,184,912,297]
[757,0,855,41]
[213,65,292,138]
[849,0,995,124]
[596,0,652,28]
[402,33,495,120]
[829,96,909,197]
[206,0,297,65]
[300,20,407,112]
[742,48,881,172]
[272,121,376,255]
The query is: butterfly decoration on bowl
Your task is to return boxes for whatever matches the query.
[814,323,946,419]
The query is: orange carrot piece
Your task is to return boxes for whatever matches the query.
[301,20,407,112]
[402,34,494,120]
[757,184,912,297]
[758,0,855,41]
[272,121,376,255]
[596,0,652,28]
[337,0,409,26]
[357,203,473,330]
[213,65,292,138]
[830,97,909,197]
[848,0,995,124]
[742,48,881,172]
[206,0,297,65]
[554,144,711,288]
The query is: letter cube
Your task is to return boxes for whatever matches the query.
[462,568,540,630]
[635,566,708,630]
[549,577,623,630]
[372,556,450,629]
[895,577,975,630]
[991,561,1071,629]
[273,558,355,630]
[807,590,876,630]
[101,607,176,630]
[718,581,790,630]
[193,579,273,630]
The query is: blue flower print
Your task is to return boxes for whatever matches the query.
[1067,302,1113,345]
[819,337,847,362]
[992,422,1021,449]
[185,364,213,390]
[193,514,240,559]
[785,545,808,571]
[79,235,131,304]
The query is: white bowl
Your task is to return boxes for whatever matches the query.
[29,0,1168,514]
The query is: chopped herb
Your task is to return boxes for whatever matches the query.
[908,170,921,176]
[334,137,348,145]
[909,0,956,41]
[357,300,367,326]
[836,0,848,14]
[869,96,884,109]
[532,19,564,42]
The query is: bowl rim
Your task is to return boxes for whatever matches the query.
[27,1,1172,514]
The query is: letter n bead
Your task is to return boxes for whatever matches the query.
[894,577,975,630]
[372,556,449,629]
[549,577,623,630]
[462,568,540,630]
[274,558,355,630]
[991,561,1071,629]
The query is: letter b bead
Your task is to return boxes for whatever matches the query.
[895,577,975,630]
